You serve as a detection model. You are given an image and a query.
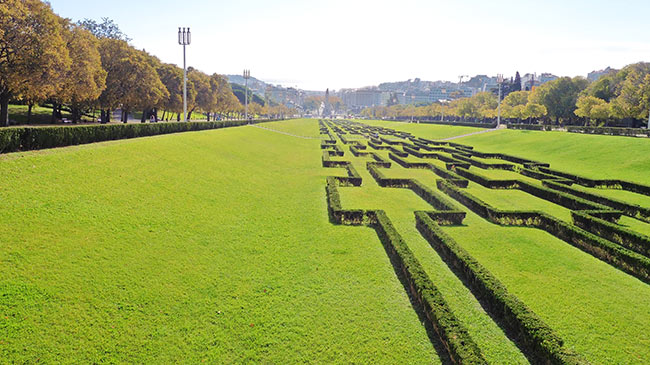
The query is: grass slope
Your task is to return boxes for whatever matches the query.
[456,129,650,185]
[0,120,437,363]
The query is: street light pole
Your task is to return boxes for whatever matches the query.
[178,27,191,122]
[243,69,250,121]
[497,74,504,127]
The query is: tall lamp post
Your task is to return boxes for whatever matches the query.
[178,27,191,122]
[243,69,250,121]
[496,74,504,127]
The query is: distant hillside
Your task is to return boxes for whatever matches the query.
[230,83,265,106]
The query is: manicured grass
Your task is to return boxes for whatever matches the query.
[359,119,488,140]
[0,119,438,363]
[456,129,650,184]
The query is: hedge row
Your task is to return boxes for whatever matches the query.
[507,123,554,131]
[0,119,280,154]
[450,153,516,170]
[401,146,470,170]
[437,180,650,283]
[566,126,650,137]
[543,180,650,222]
[572,211,650,258]
[415,212,587,364]
[371,210,485,364]
[538,167,650,196]
[324,178,486,363]
[389,152,469,187]
[468,150,549,168]
[454,167,613,214]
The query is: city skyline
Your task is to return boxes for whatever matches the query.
[48,0,650,91]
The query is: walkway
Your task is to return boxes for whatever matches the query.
[440,128,499,141]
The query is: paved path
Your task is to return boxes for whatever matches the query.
[440,128,499,141]
[249,124,326,140]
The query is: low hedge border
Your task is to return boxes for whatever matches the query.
[455,167,612,213]
[389,153,469,187]
[543,180,650,222]
[468,150,550,167]
[437,180,650,283]
[451,153,516,170]
[415,211,587,365]
[507,123,554,131]
[366,161,467,225]
[0,119,283,154]
[566,126,650,138]
[324,176,485,363]
[538,167,650,196]
[572,211,650,258]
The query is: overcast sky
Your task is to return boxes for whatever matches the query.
[49,0,650,91]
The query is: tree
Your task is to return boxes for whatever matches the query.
[77,17,131,41]
[575,96,610,125]
[609,63,650,121]
[530,77,589,124]
[523,103,547,122]
[513,71,522,92]
[58,22,107,122]
[97,39,168,122]
[157,63,184,120]
[0,0,71,125]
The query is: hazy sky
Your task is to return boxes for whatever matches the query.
[49,0,650,91]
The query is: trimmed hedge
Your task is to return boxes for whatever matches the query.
[538,167,650,196]
[324,178,486,363]
[437,180,650,283]
[572,211,650,258]
[372,210,485,364]
[507,123,553,131]
[543,180,650,222]
[389,152,469,187]
[566,126,650,137]
[416,212,587,364]
[0,119,280,154]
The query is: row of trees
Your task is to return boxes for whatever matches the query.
[0,0,258,126]
[361,63,650,127]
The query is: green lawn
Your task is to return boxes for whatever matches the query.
[358,119,488,140]
[0,119,437,363]
[456,129,650,184]
[3,118,649,363]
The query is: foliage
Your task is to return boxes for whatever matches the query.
[530,77,589,123]
[574,95,610,125]
[76,17,131,41]
[0,0,71,125]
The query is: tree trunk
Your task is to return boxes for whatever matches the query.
[0,92,9,126]
[106,109,111,123]
[141,109,147,123]
[177,113,180,122]
[122,110,128,123]
[206,112,210,121]
[27,103,33,123]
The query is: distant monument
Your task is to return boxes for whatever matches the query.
[322,88,332,117]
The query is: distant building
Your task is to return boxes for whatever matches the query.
[339,88,385,109]
[587,67,617,82]
[520,73,559,90]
